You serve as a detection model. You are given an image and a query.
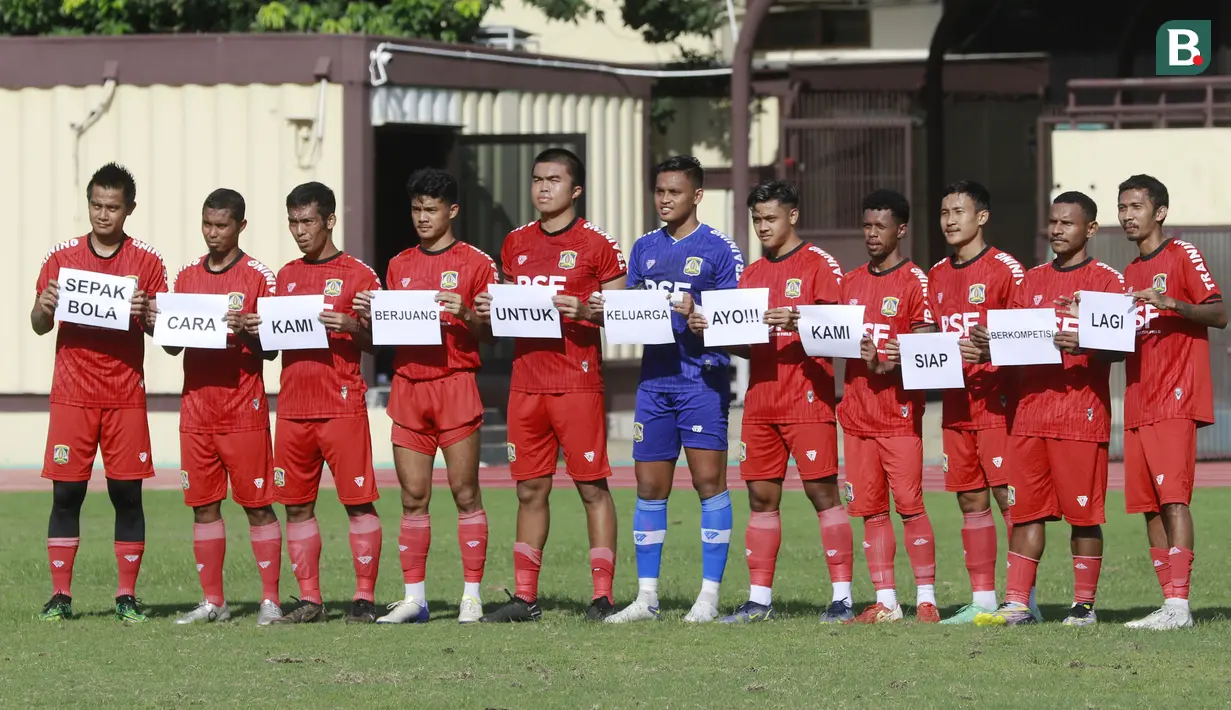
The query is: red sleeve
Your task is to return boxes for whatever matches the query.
[1102,264,1126,294]
[471,252,498,303]
[907,269,934,328]
[499,235,515,282]
[1009,277,1027,308]
[275,264,292,296]
[814,262,841,305]
[35,253,55,298]
[592,233,627,283]
[385,261,398,291]
[358,260,382,292]
[1177,243,1223,303]
[145,255,169,295]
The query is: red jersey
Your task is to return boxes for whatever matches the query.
[172,252,277,434]
[36,235,168,409]
[929,245,1025,430]
[742,243,844,424]
[387,240,499,382]
[499,218,627,394]
[1124,239,1222,429]
[274,252,381,420]
[836,260,934,438]
[1010,258,1125,442]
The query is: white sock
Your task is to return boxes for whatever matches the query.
[916,584,936,606]
[749,585,772,606]
[875,588,898,609]
[405,581,425,602]
[463,582,481,601]
[698,579,721,606]
[1164,597,1190,611]
[973,590,998,610]
[637,578,659,606]
[832,582,852,604]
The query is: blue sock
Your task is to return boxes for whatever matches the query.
[700,490,732,584]
[633,498,668,596]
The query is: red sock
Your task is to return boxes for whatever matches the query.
[458,510,488,584]
[863,514,896,590]
[818,506,853,583]
[249,522,282,603]
[48,537,79,597]
[349,513,382,602]
[1073,555,1102,605]
[961,509,997,593]
[286,519,323,605]
[1005,552,1039,605]
[513,542,542,602]
[590,547,615,601]
[114,541,145,598]
[1150,546,1173,598]
[746,510,782,588]
[399,514,431,585]
[193,520,227,605]
[1169,546,1194,601]
[903,514,936,586]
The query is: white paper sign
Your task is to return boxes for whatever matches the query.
[1077,290,1136,353]
[987,308,1061,366]
[54,267,134,331]
[488,284,562,339]
[700,287,770,347]
[797,304,865,358]
[898,332,965,390]
[370,290,443,346]
[257,295,328,351]
[602,290,674,345]
[153,293,230,349]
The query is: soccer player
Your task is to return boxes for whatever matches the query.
[243,182,384,625]
[150,189,283,625]
[687,180,856,623]
[974,191,1125,627]
[473,148,627,622]
[603,156,743,624]
[352,169,497,624]
[1117,175,1226,630]
[33,162,167,623]
[837,189,940,624]
[928,181,1023,624]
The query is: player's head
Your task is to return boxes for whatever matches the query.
[201,188,247,256]
[940,180,990,249]
[286,182,337,256]
[1049,191,1099,258]
[1117,174,1169,243]
[406,168,459,242]
[747,180,800,252]
[653,155,704,226]
[532,148,585,218]
[86,162,137,240]
[861,189,910,259]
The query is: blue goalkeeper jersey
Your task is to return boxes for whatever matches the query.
[626,222,745,393]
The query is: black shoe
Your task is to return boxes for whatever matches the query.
[585,596,614,622]
[39,593,73,621]
[819,599,855,624]
[479,592,542,623]
[346,599,378,624]
[271,598,328,624]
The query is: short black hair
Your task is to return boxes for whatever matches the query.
[654,155,704,189]
[1117,174,1170,211]
[746,180,799,210]
[87,162,136,206]
[862,189,910,224]
[942,180,991,212]
[534,147,586,188]
[406,168,459,205]
[1054,190,1098,223]
[286,182,336,218]
[202,188,246,223]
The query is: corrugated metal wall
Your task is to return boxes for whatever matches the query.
[0,83,347,396]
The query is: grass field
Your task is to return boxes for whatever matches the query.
[3,487,1231,709]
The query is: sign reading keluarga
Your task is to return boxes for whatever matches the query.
[602,289,674,345]
[370,290,443,346]
[153,293,229,349]
[1077,290,1136,352]
[699,287,769,347]
[797,304,865,358]
[55,267,134,330]
[487,283,561,339]
[898,332,965,390]
[257,294,328,351]
[987,308,1061,366]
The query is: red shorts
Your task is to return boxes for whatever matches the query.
[43,404,154,482]
[1009,436,1108,526]
[273,415,379,506]
[842,434,924,518]
[180,429,274,509]
[389,371,483,455]
[507,391,610,482]
[1124,419,1197,513]
[943,427,1010,492]
[740,421,838,481]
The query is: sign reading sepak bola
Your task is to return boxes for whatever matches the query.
[257,294,328,350]
[487,284,561,339]
[370,290,443,346]
[602,289,674,345]
[54,267,134,331]
[153,293,230,349]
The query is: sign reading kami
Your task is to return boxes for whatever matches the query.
[797,304,865,358]
[488,284,561,339]
[257,295,328,351]
[55,267,134,331]
[1077,290,1136,353]
[898,332,965,390]
[700,287,769,347]
[602,289,674,345]
[153,293,230,349]
[370,290,443,346]
[987,308,1061,366]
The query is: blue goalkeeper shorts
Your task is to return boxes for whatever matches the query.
[631,386,730,462]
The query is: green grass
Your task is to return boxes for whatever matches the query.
[3,488,1231,708]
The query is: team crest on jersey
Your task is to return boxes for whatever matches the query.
[739,442,747,462]
[52,444,69,465]
[273,468,286,487]
[968,283,986,304]
[943,453,949,473]
[227,292,245,311]
[632,422,644,443]
[324,278,343,297]
[558,251,578,270]
[440,271,459,290]
[785,278,802,299]
[1033,295,1042,305]
[180,471,190,490]
[1007,485,1016,506]
[1153,273,1168,293]
[683,256,703,276]
[880,296,899,317]
[506,443,517,462]
[844,481,855,503]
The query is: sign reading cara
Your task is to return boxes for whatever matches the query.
[257,294,328,351]
[1078,290,1136,353]
[602,289,674,345]
[370,290,443,346]
[797,304,865,358]
[987,308,1061,366]
[55,267,134,330]
[700,287,769,347]
[898,332,965,390]
[488,284,561,339]
[153,293,230,349]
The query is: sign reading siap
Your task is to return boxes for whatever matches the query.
[897,332,965,390]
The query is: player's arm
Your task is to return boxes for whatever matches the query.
[31,280,59,336]
[557,275,627,325]
[1133,288,1228,329]
[686,309,749,359]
